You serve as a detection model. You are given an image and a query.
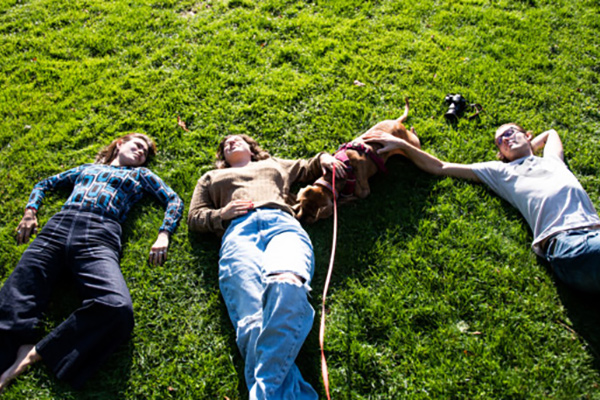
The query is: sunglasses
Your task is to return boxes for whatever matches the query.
[495,127,520,146]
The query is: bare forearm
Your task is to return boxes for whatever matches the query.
[540,129,563,160]
[400,141,447,175]
[401,141,480,181]
[531,130,552,152]
[365,133,479,181]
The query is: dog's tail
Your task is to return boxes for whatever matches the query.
[398,97,409,123]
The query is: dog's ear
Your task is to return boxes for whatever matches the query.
[302,200,321,224]
[316,205,333,220]
[316,197,334,220]
[297,201,318,224]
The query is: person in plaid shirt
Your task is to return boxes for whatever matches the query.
[0,133,183,391]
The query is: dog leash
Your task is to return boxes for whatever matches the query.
[320,164,337,400]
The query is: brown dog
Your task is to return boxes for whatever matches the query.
[294,99,421,223]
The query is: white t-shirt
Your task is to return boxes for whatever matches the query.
[471,155,600,256]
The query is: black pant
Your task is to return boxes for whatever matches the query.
[0,210,134,388]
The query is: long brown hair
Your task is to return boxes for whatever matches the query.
[215,134,270,169]
[95,133,157,166]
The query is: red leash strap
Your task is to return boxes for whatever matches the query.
[319,165,337,400]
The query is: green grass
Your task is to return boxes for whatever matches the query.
[1,0,600,398]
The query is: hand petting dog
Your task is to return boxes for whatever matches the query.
[295,98,420,224]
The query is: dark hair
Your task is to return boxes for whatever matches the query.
[495,123,532,162]
[215,134,270,169]
[95,133,157,166]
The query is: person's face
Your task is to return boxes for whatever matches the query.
[494,125,532,161]
[114,138,149,167]
[223,135,252,164]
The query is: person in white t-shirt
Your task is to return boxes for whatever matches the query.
[364,123,600,293]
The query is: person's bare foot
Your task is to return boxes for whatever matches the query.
[0,345,41,393]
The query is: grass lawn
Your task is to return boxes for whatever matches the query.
[1,0,600,398]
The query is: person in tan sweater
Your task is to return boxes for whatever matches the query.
[187,134,344,399]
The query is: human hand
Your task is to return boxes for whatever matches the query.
[319,154,347,178]
[149,231,170,266]
[16,209,38,245]
[220,200,254,221]
[362,132,406,154]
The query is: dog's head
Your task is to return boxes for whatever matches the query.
[294,184,334,224]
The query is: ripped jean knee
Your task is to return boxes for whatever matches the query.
[265,272,306,286]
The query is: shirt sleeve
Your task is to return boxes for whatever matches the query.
[139,168,184,234]
[276,152,325,185]
[470,160,516,202]
[187,173,227,235]
[25,165,88,211]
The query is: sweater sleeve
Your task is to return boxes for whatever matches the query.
[276,152,325,185]
[139,168,184,234]
[25,165,87,211]
[187,173,226,235]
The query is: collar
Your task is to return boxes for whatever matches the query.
[315,177,338,200]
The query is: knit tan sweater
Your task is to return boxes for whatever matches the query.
[187,155,323,235]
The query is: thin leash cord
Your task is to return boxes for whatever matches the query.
[319,164,337,400]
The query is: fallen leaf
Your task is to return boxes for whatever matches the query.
[177,115,190,132]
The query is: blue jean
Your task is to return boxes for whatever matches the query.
[546,229,600,293]
[219,208,318,400]
[0,210,134,388]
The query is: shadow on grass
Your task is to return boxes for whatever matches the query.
[306,157,435,282]
[552,273,600,372]
[541,160,600,369]
[302,156,437,394]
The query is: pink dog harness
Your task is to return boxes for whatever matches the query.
[316,142,387,198]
